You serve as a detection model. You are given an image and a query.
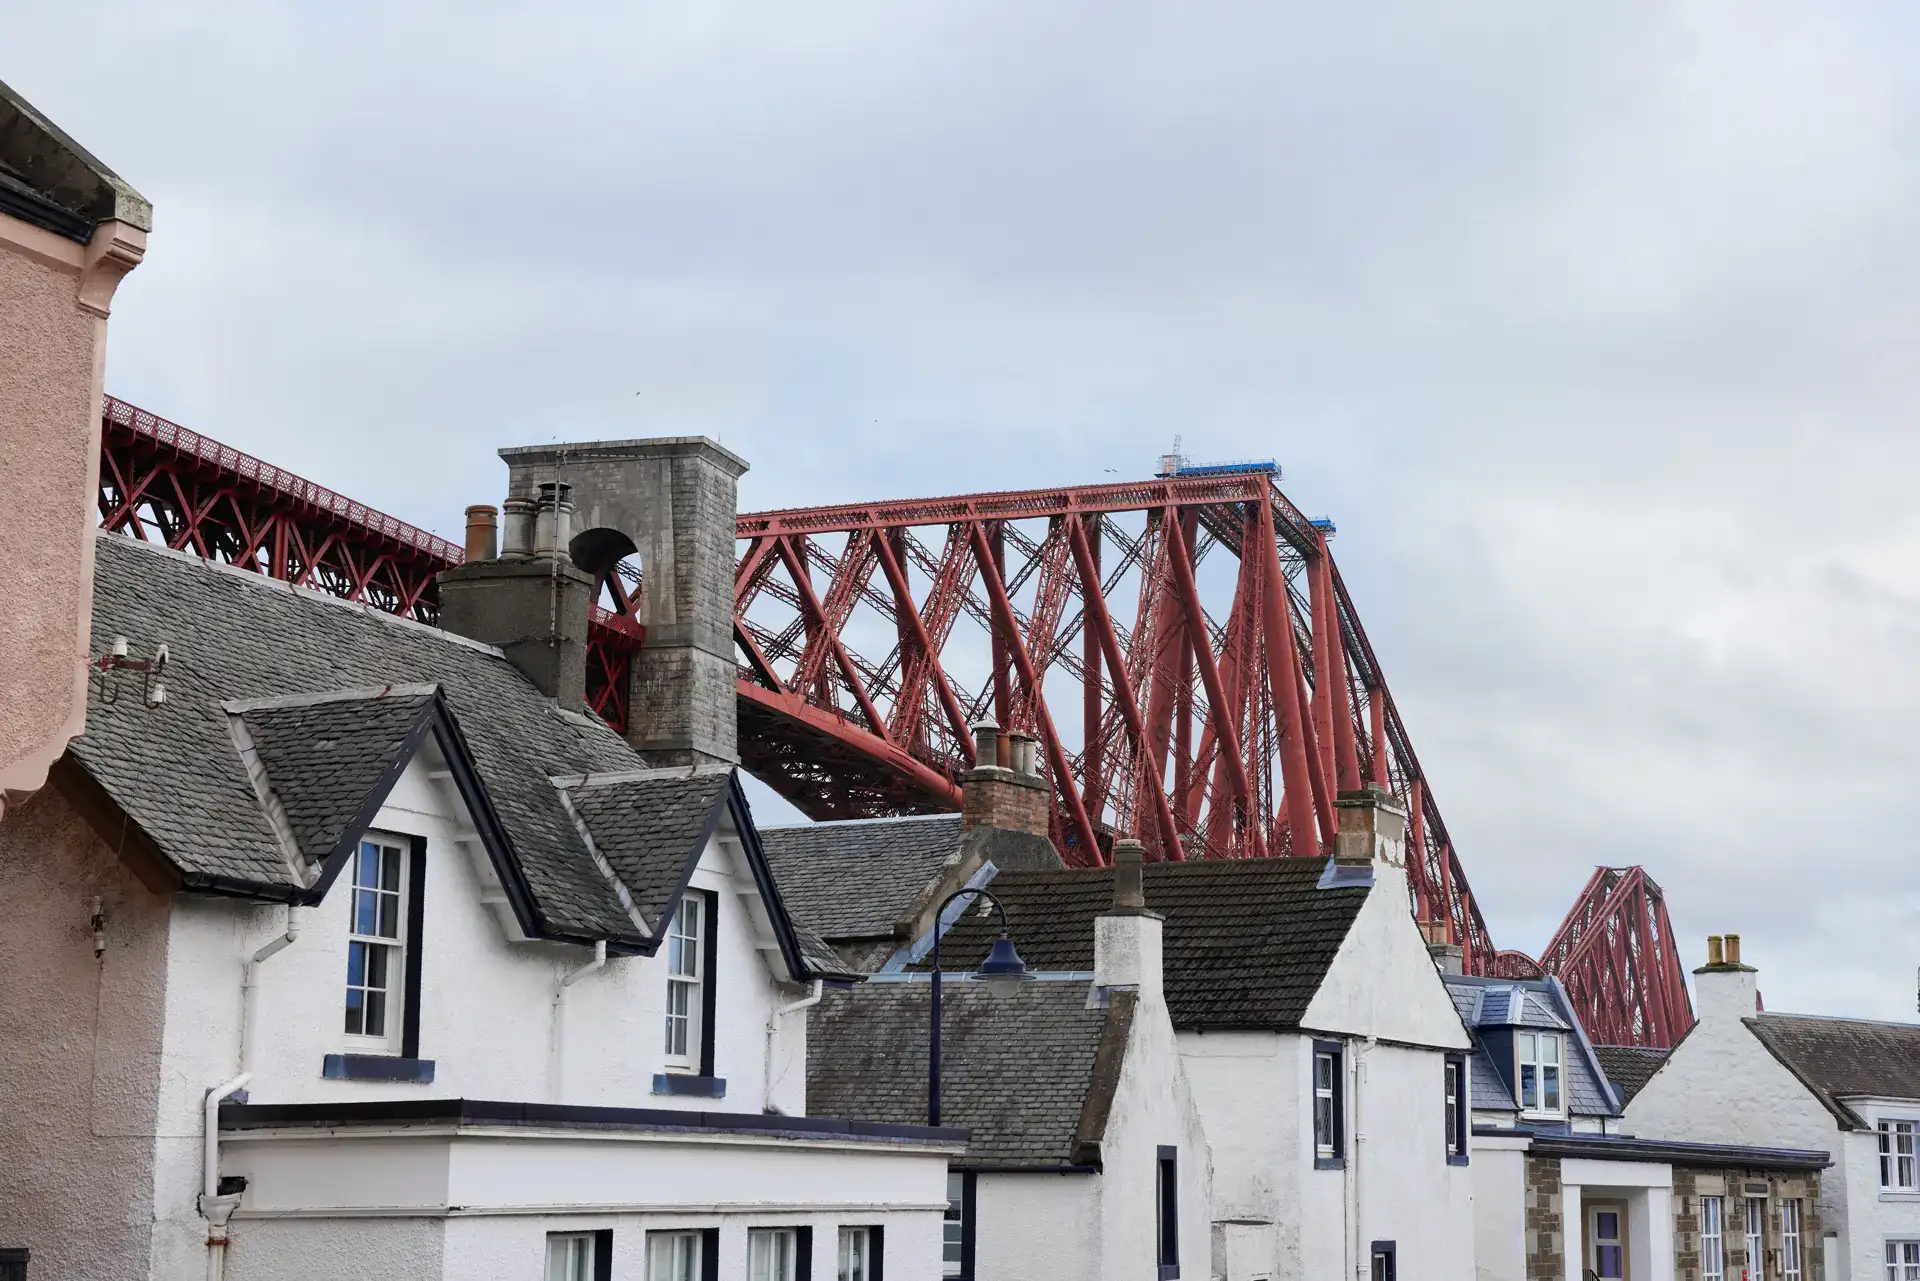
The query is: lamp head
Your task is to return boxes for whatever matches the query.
[976,933,1032,992]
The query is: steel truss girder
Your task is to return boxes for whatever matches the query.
[88,396,1690,1044]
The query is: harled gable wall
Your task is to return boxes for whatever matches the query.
[0,783,171,1280]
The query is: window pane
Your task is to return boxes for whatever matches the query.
[1520,1064,1537,1107]
[358,843,379,888]
[382,847,402,891]
[1543,1065,1561,1112]
[1316,1052,1331,1091]
[364,987,386,1038]
[354,887,378,935]
[945,1173,965,1276]
[345,987,364,1035]
[347,940,367,987]
[1519,1032,1535,1058]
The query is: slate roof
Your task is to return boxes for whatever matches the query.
[919,857,1369,1031]
[236,690,436,868]
[566,770,735,935]
[762,814,964,940]
[1445,974,1618,1118]
[1744,1013,1920,1128]
[1592,1045,1669,1106]
[809,979,1130,1169]
[75,535,844,979]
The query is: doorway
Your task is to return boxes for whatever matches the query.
[1587,1202,1627,1281]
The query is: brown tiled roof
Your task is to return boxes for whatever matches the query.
[919,857,1370,1031]
[808,980,1132,1169]
[1593,1045,1669,1106]
[1745,1014,1920,1129]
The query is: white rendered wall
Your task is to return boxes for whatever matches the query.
[1301,864,1473,1054]
[147,750,828,1273]
[1180,1031,1290,1278]
[1833,1100,1920,1281]
[973,1175,1100,1281]
[1354,1042,1477,1280]
[1472,1138,1530,1281]
[1624,992,1847,1275]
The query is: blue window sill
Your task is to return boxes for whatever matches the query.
[1315,1156,1345,1171]
[1448,1154,1471,1167]
[652,1073,726,1098]
[323,1054,436,1083]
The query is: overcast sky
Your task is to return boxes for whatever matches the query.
[14,1,1920,1019]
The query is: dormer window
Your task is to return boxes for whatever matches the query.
[1516,1031,1563,1116]
[664,894,705,1069]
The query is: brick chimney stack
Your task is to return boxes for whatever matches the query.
[959,722,1051,838]
[437,483,594,708]
[1693,932,1760,1022]
[1334,783,1407,869]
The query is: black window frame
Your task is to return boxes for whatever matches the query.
[542,1227,612,1281]
[1445,1053,1470,1165]
[839,1225,885,1281]
[746,1225,812,1281]
[1156,1144,1181,1279]
[1313,1039,1346,1169]
[1371,1240,1397,1281]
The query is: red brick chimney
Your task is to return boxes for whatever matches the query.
[959,722,1050,837]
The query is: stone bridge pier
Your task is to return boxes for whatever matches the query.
[498,436,747,768]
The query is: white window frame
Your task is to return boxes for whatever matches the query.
[1516,1030,1564,1118]
[1701,1195,1725,1281]
[748,1227,800,1281]
[1314,1047,1340,1160]
[1588,1203,1625,1280]
[1781,1199,1802,1281]
[647,1230,702,1281]
[1887,1240,1920,1281]
[1883,1121,1919,1191]
[1445,1058,1462,1158]
[1746,1196,1767,1279]
[546,1231,597,1281]
[839,1226,875,1281]
[344,835,408,1052]
[664,894,705,1070]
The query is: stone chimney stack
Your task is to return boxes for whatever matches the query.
[1693,933,1760,1023]
[1428,942,1464,976]
[959,722,1051,838]
[1334,783,1407,869]
[496,437,747,766]
[1094,839,1163,1003]
[437,483,594,708]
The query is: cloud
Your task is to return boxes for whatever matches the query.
[12,0,1920,1017]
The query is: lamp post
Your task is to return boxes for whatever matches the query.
[928,886,1031,1126]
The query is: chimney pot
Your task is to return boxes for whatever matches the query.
[1706,935,1724,966]
[500,498,537,559]
[972,721,1000,767]
[534,482,575,560]
[464,505,499,562]
[1008,732,1037,777]
[1112,839,1146,911]
[1725,933,1741,966]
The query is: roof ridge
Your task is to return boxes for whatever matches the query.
[97,530,508,660]
[1752,1010,1920,1031]
[223,684,439,714]
[761,812,962,831]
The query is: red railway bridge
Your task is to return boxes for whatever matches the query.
[92,394,1694,1048]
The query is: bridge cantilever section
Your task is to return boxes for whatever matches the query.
[89,395,1695,1043]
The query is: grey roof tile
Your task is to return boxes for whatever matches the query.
[1592,1045,1669,1106]
[919,857,1369,1030]
[808,979,1124,1167]
[239,692,434,867]
[78,536,654,943]
[566,771,733,935]
[761,814,964,940]
[1745,1013,1920,1127]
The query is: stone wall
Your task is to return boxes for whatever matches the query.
[1525,1155,1564,1281]
[1671,1165,1823,1281]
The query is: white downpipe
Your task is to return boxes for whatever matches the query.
[1350,1038,1374,1281]
[763,980,824,1113]
[201,1071,252,1281]
[550,940,607,1102]
[239,906,301,1077]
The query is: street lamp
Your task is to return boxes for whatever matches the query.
[928,886,1031,1126]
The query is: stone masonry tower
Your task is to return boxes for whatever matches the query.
[498,436,747,767]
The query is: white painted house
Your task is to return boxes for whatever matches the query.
[0,534,961,1281]
[1447,970,1830,1281]
[1626,936,1920,1281]
[783,782,1480,1281]
[807,840,1212,1281]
